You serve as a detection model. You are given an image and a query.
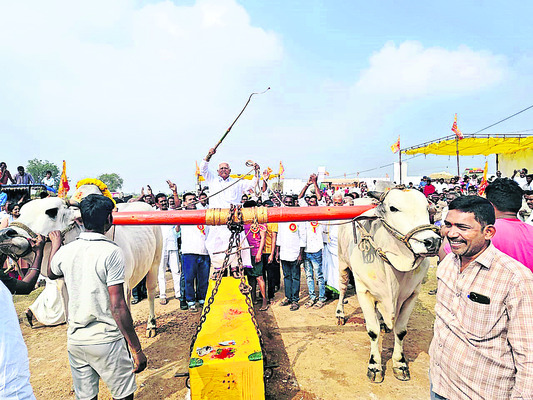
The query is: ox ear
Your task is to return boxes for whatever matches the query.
[367,191,383,201]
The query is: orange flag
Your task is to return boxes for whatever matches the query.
[278,161,285,178]
[391,136,400,154]
[195,161,200,177]
[452,113,464,139]
[57,160,70,199]
[478,161,489,196]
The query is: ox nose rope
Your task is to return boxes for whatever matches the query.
[351,187,442,268]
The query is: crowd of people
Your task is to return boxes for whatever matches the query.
[1,151,532,399]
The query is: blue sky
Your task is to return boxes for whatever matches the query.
[1,0,532,192]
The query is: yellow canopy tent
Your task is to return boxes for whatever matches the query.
[403,135,533,156]
[401,134,533,177]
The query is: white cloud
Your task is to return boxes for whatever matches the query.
[0,0,282,192]
[354,41,506,98]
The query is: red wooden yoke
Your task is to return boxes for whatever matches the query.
[112,205,376,226]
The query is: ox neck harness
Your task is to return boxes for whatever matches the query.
[352,188,440,268]
[8,220,80,259]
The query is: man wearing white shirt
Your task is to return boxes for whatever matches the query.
[42,170,55,188]
[275,196,306,311]
[524,191,533,226]
[322,192,343,296]
[155,193,181,306]
[200,147,259,273]
[511,168,528,187]
[522,174,533,191]
[179,193,210,313]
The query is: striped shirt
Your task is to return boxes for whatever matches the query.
[430,244,533,399]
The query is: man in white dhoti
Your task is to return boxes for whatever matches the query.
[200,147,260,274]
[26,277,67,327]
[322,192,344,295]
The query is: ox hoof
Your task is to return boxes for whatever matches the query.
[380,323,391,333]
[336,316,346,326]
[393,366,410,381]
[366,367,384,383]
[146,328,157,338]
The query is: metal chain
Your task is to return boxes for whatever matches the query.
[189,206,237,355]
[235,206,267,365]
[188,205,267,365]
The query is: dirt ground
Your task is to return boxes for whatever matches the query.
[15,264,438,400]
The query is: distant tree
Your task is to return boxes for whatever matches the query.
[97,173,124,192]
[26,159,60,187]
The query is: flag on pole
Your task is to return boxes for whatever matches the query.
[278,161,285,178]
[451,113,464,139]
[195,161,200,177]
[57,160,70,198]
[478,161,489,196]
[390,136,400,153]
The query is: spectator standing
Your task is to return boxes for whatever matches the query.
[242,200,268,311]
[261,200,280,304]
[0,162,15,184]
[15,166,34,185]
[155,193,182,306]
[430,196,533,399]
[511,168,528,187]
[275,196,306,311]
[322,192,343,297]
[179,192,210,313]
[423,179,436,197]
[522,174,533,190]
[485,178,533,272]
[524,191,533,226]
[47,195,146,400]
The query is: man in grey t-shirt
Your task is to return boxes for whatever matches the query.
[48,194,146,400]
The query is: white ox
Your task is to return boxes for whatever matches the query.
[336,188,440,383]
[0,190,162,337]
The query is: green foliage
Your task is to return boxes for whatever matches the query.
[97,173,124,192]
[26,159,60,186]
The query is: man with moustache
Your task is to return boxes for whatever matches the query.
[429,196,533,400]
[200,147,259,274]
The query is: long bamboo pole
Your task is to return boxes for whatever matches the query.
[112,205,376,226]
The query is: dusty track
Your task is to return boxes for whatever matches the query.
[15,265,437,399]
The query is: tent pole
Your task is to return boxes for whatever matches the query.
[456,137,460,176]
[399,150,402,185]
[495,153,499,172]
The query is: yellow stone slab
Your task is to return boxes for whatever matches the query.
[189,277,265,400]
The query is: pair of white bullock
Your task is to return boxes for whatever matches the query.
[0,186,439,383]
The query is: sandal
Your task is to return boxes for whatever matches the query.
[304,299,316,308]
[290,303,300,311]
[279,298,291,306]
[314,300,326,309]
[259,304,269,311]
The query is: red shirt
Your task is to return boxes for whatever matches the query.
[423,184,436,197]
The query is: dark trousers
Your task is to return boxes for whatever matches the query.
[132,277,147,300]
[262,254,280,300]
[281,259,301,303]
[182,254,210,304]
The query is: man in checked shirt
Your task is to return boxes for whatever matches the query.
[430,195,533,400]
